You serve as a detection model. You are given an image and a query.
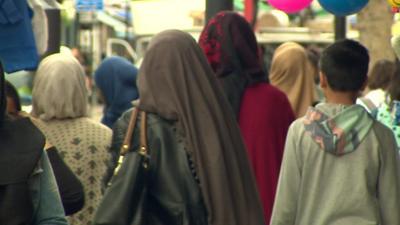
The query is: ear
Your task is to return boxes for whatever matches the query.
[319,72,328,89]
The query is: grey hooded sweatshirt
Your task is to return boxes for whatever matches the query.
[270,103,400,225]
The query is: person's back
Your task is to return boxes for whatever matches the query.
[31,53,113,225]
[271,39,400,225]
[34,117,112,224]
[199,13,294,223]
[239,83,294,223]
[0,63,68,225]
[94,30,265,225]
[0,119,70,225]
[96,110,208,225]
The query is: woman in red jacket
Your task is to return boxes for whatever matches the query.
[199,11,295,224]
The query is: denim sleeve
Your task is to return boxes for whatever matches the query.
[31,151,69,225]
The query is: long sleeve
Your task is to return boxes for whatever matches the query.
[376,125,400,225]
[32,151,69,225]
[270,123,301,225]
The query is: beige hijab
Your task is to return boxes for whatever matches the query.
[138,30,265,225]
[32,53,88,120]
[270,42,317,118]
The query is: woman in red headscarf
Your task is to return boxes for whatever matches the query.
[199,11,295,224]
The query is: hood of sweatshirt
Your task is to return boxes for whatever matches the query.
[303,103,373,156]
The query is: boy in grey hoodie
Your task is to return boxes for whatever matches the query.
[270,39,400,225]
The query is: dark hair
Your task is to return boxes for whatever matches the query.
[388,62,400,102]
[368,59,396,90]
[319,39,369,92]
[5,81,21,112]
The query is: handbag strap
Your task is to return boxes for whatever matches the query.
[120,109,148,157]
[138,111,148,156]
[121,108,139,155]
[139,111,150,169]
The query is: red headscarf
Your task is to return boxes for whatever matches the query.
[200,12,295,224]
[199,11,264,79]
[199,11,266,116]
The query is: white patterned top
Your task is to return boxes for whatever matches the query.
[34,117,112,225]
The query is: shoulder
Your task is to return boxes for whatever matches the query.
[244,83,291,104]
[372,119,396,139]
[118,108,173,128]
[116,109,177,153]
[289,118,305,133]
[285,117,307,144]
[113,108,176,144]
[78,118,112,133]
[264,83,288,97]
[369,119,398,153]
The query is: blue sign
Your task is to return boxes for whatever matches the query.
[76,0,104,12]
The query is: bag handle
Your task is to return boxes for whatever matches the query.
[121,108,139,155]
[120,109,148,156]
[138,111,148,156]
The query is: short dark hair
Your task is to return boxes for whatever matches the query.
[320,39,369,92]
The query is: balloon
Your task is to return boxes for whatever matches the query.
[318,0,369,16]
[267,0,313,14]
[388,0,400,7]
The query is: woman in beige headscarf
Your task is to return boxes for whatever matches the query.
[270,42,317,118]
[31,53,112,225]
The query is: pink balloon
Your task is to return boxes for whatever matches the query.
[268,0,313,13]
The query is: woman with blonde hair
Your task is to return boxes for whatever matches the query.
[270,42,317,118]
[32,53,112,225]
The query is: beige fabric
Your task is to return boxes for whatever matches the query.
[32,53,88,121]
[34,118,112,225]
[270,42,317,118]
[138,30,265,225]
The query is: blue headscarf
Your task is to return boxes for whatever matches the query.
[95,56,139,128]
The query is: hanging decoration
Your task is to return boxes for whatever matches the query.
[318,0,369,16]
[267,0,313,14]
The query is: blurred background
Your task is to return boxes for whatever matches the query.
[2,0,397,118]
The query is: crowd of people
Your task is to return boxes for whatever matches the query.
[1,11,400,225]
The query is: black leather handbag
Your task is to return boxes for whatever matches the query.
[94,108,150,225]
